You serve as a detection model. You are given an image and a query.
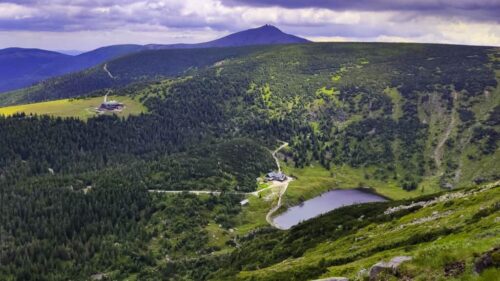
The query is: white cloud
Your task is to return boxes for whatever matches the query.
[0,3,36,19]
[0,0,499,49]
[0,27,227,50]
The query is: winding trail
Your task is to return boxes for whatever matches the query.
[103,90,111,103]
[103,63,115,79]
[148,190,246,195]
[264,141,291,229]
[265,177,292,229]
[148,142,292,229]
[272,142,288,172]
[433,91,458,169]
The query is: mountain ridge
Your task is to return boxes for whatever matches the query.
[0,40,499,281]
[0,25,309,93]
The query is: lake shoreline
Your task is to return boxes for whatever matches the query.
[272,188,388,229]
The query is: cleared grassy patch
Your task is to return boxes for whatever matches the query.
[236,183,500,281]
[206,222,232,249]
[385,87,403,120]
[0,95,146,120]
[282,163,440,207]
[235,193,274,235]
[235,162,443,236]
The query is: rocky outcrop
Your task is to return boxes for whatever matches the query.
[312,277,349,281]
[369,256,412,281]
[384,180,500,215]
[90,273,107,280]
[474,246,500,273]
[444,261,465,277]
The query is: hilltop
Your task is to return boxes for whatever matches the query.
[207,181,500,280]
[0,25,308,93]
[1,43,499,189]
[162,25,309,48]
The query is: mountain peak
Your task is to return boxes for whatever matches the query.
[202,25,310,48]
[0,25,310,93]
[257,24,281,31]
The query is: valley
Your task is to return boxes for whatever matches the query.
[0,37,499,281]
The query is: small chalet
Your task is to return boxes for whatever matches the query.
[266,171,286,182]
[99,100,124,111]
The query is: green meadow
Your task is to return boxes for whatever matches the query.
[0,95,146,120]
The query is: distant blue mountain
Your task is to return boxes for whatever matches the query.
[0,45,144,93]
[0,25,309,93]
[0,48,70,92]
[145,25,310,49]
[199,24,310,47]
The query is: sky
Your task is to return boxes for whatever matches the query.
[0,0,499,51]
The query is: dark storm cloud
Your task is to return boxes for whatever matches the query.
[0,0,499,48]
[223,0,500,22]
[0,1,225,32]
[221,0,500,11]
[1,0,498,33]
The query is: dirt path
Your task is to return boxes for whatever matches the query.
[264,141,291,229]
[103,63,114,79]
[433,91,457,169]
[148,190,247,196]
[103,90,111,103]
[272,142,288,172]
[265,177,292,229]
[250,180,281,197]
[248,142,289,197]
[150,141,292,229]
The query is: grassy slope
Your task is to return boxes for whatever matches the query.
[235,182,500,281]
[0,95,146,120]
[235,195,272,235]
[0,46,270,106]
[455,67,500,187]
[283,163,440,203]
[234,161,442,236]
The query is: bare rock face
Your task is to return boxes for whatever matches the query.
[369,256,412,281]
[312,278,349,281]
[90,273,107,280]
[474,247,500,273]
[444,260,465,277]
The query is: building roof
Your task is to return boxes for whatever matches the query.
[267,171,286,180]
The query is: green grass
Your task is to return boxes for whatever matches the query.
[236,155,444,233]
[257,182,270,190]
[233,162,443,237]
[260,84,272,108]
[385,87,403,120]
[0,95,146,120]
[205,221,233,249]
[235,182,500,280]
[282,163,441,207]
[235,193,274,235]
[456,68,500,187]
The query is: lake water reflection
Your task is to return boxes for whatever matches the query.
[273,189,387,229]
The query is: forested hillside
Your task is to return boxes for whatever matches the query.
[0,48,70,92]
[2,43,498,188]
[0,25,308,95]
[0,46,270,105]
[1,42,499,280]
[0,45,146,93]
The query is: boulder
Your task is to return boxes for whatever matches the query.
[312,278,349,281]
[90,273,107,280]
[444,260,465,277]
[369,256,412,281]
[357,268,369,279]
[474,246,500,273]
[473,177,487,184]
[442,182,454,190]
